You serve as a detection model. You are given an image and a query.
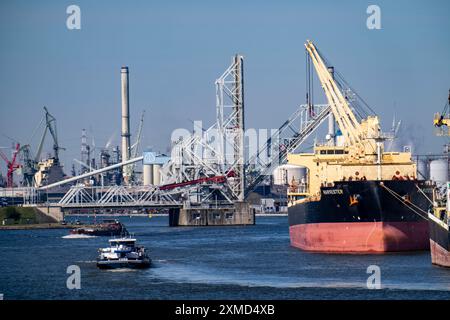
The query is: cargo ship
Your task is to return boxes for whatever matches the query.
[287,41,431,253]
[428,91,450,267]
[428,186,450,267]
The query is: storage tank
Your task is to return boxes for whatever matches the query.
[272,165,306,185]
[143,164,153,186]
[429,159,448,183]
[416,159,429,180]
[153,164,161,185]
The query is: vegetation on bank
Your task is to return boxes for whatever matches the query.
[0,207,38,225]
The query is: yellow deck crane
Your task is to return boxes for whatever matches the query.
[433,90,450,136]
[287,40,417,200]
[303,40,382,159]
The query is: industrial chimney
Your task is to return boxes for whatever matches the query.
[121,66,131,183]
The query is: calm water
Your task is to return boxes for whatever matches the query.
[0,216,449,300]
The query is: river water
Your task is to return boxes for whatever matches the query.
[0,216,449,300]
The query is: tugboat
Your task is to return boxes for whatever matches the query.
[97,237,151,269]
[70,219,127,237]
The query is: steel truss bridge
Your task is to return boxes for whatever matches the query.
[57,185,182,209]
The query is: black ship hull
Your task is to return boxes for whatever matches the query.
[289,180,431,253]
[428,213,450,267]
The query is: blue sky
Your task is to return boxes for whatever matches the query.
[0,0,449,175]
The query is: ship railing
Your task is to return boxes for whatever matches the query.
[287,184,309,194]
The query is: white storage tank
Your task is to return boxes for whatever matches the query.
[429,159,448,183]
[153,164,162,186]
[272,165,306,185]
[416,159,429,180]
[143,164,153,186]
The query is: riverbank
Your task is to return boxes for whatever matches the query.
[0,222,98,231]
[0,206,59,227]
[0,223,71,230]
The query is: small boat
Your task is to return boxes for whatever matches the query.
[96,237,151,269]
[70,219,127,237]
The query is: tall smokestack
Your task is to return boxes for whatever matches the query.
[121,66,131,183]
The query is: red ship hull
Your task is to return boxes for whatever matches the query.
[289,221,429,253]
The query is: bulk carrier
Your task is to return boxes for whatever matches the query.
[428,91,450,267]
[428,186,450,267]
[287,41,431,253]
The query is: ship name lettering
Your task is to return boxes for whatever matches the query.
[322,189,344,195]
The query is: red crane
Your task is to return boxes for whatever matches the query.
[0,143,21,188]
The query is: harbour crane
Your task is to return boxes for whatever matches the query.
[20,107,64,187]
[42,106,63,163]
[433,90,450,136]
[34,106,63,163]
[0,143,21,188]
[19,144,35,186]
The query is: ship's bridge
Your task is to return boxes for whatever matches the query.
[314,146,349,158]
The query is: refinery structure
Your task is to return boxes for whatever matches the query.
[1,41,449,228]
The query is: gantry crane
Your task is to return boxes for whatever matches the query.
[0,143,21,188]
[433,90,450,136]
